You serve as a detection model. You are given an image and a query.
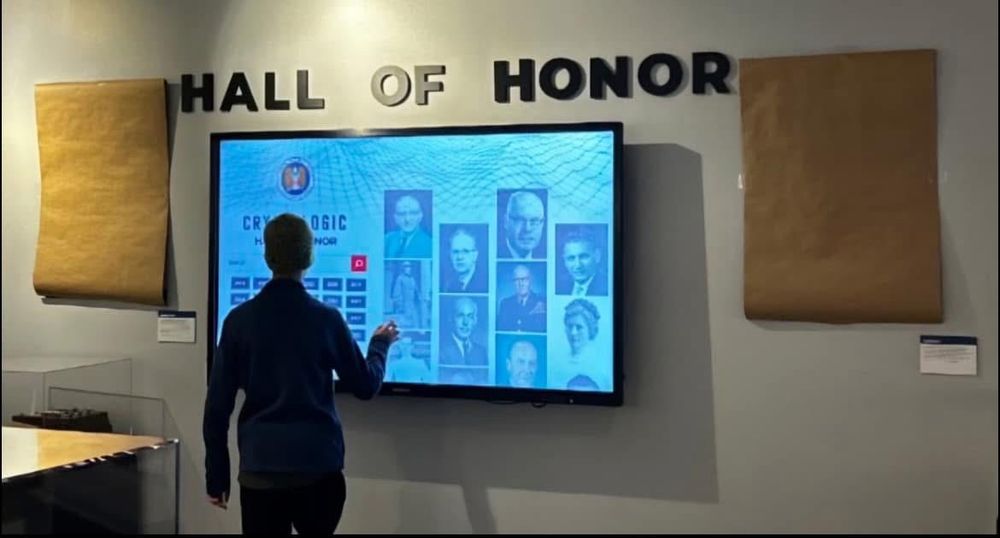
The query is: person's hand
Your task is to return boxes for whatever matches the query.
[374,320,401,343]
[208,492,229,510]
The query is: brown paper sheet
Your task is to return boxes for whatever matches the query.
[740,50,941,323]
[33,79,169,305]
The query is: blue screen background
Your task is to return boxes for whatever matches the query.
[216,130,615,393]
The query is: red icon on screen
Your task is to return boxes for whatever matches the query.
[350,255,368,273]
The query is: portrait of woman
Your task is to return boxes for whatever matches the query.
[550,299,611,392]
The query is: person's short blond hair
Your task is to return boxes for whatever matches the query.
[264,213,313,274]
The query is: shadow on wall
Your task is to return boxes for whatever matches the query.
[339,144,718,533]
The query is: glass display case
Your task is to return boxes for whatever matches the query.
[2,426,178,534]
[1,375,179,534]
[1,357,133,428]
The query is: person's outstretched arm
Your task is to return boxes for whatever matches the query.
[328,309,398,400]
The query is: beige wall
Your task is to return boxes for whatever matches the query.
[2,0,997,533]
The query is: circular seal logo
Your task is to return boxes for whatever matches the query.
[278,158,313,200]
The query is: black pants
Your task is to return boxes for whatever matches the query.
[240,472,347,535]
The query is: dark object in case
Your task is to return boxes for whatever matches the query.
[12,409,113,433]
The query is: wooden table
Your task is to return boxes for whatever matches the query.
[2,427,165,480]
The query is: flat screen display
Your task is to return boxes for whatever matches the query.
[210,123,622,406]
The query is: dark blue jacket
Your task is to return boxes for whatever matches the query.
[203,278,388,497]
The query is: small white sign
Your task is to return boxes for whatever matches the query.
[158,311,196,343]
[920,335,977,376]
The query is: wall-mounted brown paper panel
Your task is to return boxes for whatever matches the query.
[33,79,169,305]
[741,50,941,323]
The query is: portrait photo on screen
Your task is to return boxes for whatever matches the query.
[384,260,432,331]
[548,296,613,392]
[386,331,433,384]
[440,224,489,294]
[497,189,548,260]
[555,224,609,297]
[385,190,433,259]
[496,334,547,389]
[439,295,489,367]
[439,366,490,387]
[496,261,547,333]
